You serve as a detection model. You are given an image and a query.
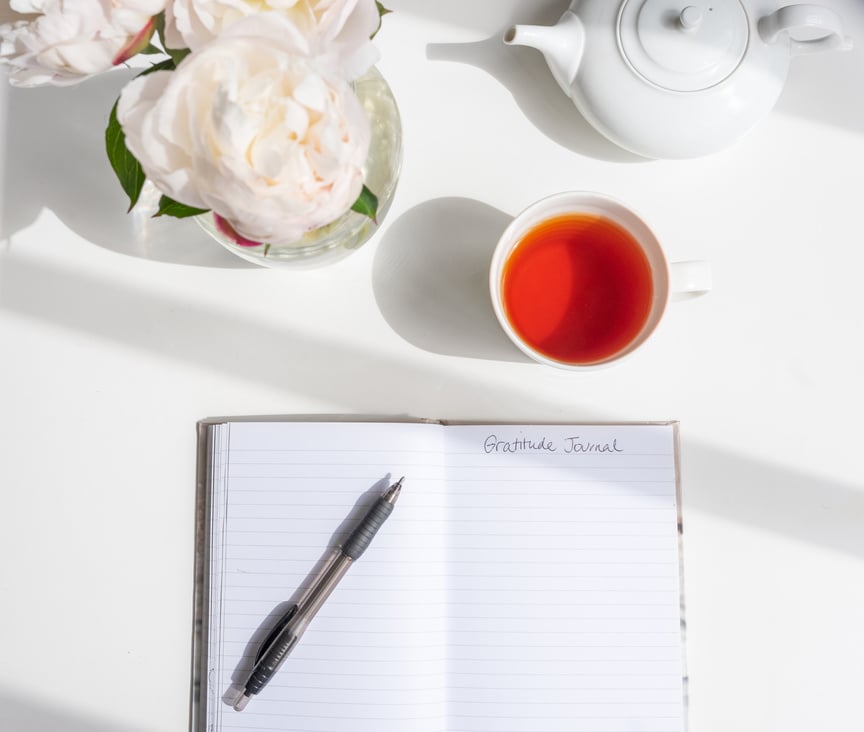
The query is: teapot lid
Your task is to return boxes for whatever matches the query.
[618,0,749,92]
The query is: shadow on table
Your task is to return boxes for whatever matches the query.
[424,1,646,163]
[772,43,864,136]
[0,691,149,732]
[0,69,250,269]
[1,252,862,560]
[373,197,529,362]
[0,253,551,414]
[681,443,864,558]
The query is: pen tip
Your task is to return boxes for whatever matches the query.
[383,477,403,503]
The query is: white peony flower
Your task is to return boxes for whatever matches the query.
[0,0,166,87]
[117,13,371,246]
[165,0,380,79]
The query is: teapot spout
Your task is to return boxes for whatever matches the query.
[504,12,585,93]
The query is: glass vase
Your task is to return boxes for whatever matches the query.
[195,66,402,269]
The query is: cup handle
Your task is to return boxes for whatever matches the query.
[669,260,711,301]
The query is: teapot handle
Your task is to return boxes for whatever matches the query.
[758,5,852,55]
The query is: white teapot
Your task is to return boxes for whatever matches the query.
[505,0,852,158]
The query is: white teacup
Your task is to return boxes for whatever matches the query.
[489,191,711,370]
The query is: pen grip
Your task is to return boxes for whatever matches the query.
[341,497,394,559]
[246,628,300,695]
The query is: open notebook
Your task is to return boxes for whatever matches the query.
[193,420,686,732]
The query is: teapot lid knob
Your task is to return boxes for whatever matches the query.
[679,6,704,31]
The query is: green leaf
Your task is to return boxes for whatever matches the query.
[105,101,146,212]
[154,196,210,219]
[372,1,392,38]
[351,185,379,221]
[138,57,175,76]
[153,12,168,51]
[165,46,191,66]
[153,12,191,67]
[104,59,177,212]
[137,42,163,55]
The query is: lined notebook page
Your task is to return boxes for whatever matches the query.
[204,421,684,732]
[443,424,684,732]
[207,421,450,732]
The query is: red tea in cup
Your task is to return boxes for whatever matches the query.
[500,213,654,365]
[491,192,710,369]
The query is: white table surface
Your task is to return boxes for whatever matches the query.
[2,1,863,731]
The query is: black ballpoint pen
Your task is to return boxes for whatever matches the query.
[232,476,403,711]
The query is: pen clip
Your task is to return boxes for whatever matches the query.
[254,604,299,665]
